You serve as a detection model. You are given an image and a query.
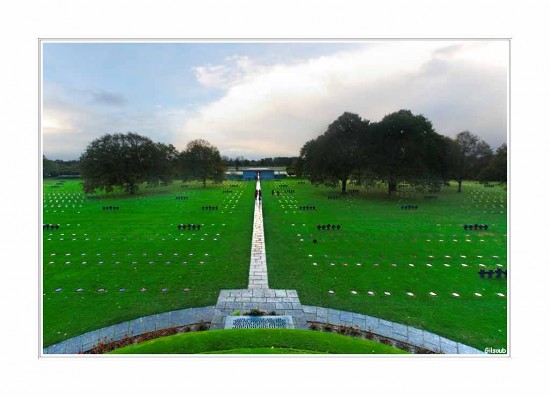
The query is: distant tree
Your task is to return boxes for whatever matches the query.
[299,112,368,193]
[370,110,448,195]
[235,156,245,170]
[80,132,170,194]
[147,143,179,186]
[454,131,494,192]
[479,143,507,182]
[179,139,226,187]
[285,165,296,176]
[43,156,58,177]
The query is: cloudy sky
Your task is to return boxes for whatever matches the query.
[42,40,508,160]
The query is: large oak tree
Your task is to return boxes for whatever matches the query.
[80,132,175,194]
[179,139,225,187]
[299,112,368,193]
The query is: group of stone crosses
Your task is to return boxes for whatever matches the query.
[463,224,489,230]
[102,206,120,211]
[317,224,341,231]
[177,224,202,230]
[478,268,507,279]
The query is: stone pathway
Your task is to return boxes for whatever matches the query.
[248,180,268,289]
[210,178,309,330]
[302,306,483,354]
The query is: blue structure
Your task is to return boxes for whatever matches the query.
[242,168,275,181]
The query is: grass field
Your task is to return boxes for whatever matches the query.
[42,179,255,346]
[43,177,507,352]
[262,179,507,350]
[109,329,407,354]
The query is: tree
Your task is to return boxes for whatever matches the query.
[179,139,226,187]
[80,132,172,194]
[43,156,58,177]
[479,143,507,182]
[299,112,368,193]
[370,110,447,195]
[454,131,494,192]
[147,143,179,186]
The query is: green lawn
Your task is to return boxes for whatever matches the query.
[43,177,507,352]
[262,179,507,350]
[43,179,255,346]
[109,329,407,354]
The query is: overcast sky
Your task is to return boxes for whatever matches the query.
[42,40,508,160]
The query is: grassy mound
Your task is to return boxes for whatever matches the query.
[109,329,408,354]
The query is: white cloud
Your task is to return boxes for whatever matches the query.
[181,41,508,158]
[43,83,190,159]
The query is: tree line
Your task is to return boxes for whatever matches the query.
[297,110,506,194]
[44,110,506,195]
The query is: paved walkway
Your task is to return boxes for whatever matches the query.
[248,180,268,289]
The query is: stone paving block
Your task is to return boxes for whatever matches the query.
[141,316,157,333]
[287,290,298,298]
[264,290,276,297]
[113,322,130,339]
[235,297,251,303]
[168,310,183,327]
[291,303,303,310]
[98,326,114,341]
[328,314,341,325]
[421,341,441,352]
[339,311,353,323]
[374,321,393,337]
[80,331,102,351]
[423,331,441,347]
[275,302,293,310]
[440,338,459,354]
[181,309,195,325]
[328,308,341,318]
[305,312,317,322]
[352,315,366,329]
[458,344,484,354]
[64,336,83,354]
[275,290,288,297]
[364,315,379,330]
[156,312,171,330]
[316,307,328,318]
[302,305,317,314]
[44,343,65,355]
[392,323,408,337]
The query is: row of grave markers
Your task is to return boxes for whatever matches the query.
[326,290,506,297]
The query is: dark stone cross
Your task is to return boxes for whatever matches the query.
[478,269,486,278]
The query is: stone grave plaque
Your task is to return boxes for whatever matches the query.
[224,316,295,330]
